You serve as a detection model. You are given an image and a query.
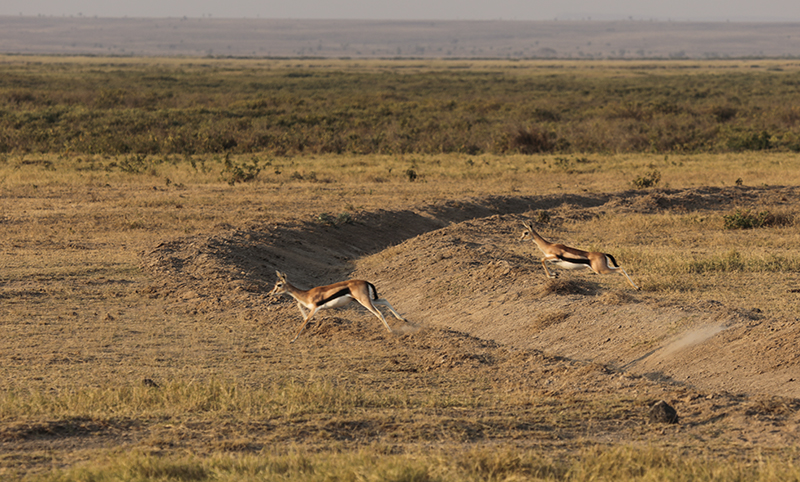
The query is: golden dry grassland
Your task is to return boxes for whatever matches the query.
[1,56,800,480]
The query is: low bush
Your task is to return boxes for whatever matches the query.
[723,208,787,229]
[221,154,261,185]
[631,170,661,189]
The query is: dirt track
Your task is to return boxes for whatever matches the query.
[143,185,800,403]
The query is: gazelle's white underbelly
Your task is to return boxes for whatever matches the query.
[319,294,354,309]
[549,259,591,270]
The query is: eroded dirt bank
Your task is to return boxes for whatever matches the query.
[143,185,800,400]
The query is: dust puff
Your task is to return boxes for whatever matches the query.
[394,322,423,335]
[659,324,727,359]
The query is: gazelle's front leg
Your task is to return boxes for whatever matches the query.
[291,307,318,343]
[541,258,557,278]
[296,302,309,318]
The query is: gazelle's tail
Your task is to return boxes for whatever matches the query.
[367,282,379,300]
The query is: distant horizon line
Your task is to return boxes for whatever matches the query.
[2,14,799,24]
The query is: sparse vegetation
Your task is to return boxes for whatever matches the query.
[3,57,800,157]
[631,169,662,189]
[221,153,262,185]
[316,212,353,226]
[38,446,800,481]
[685,250,800,273]
[722,208,793,229]
[534,210,551,225]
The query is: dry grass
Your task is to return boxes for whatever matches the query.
[2,120,800,478]
[533,279,588,298]
[29,446,800,481]
[530,310,571,331]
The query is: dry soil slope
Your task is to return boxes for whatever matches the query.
[144,186,800,400]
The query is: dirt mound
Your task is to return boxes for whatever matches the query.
[141,192,605,301]
[142,185,800,401]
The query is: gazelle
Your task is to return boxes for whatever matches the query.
[520,222,640,290]
[269,270,406,342]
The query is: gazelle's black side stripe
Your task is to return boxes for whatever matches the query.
[605,254,620,267]
[316,288,351,307]
[555,254,591,265]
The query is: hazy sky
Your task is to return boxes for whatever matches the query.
[2,0,799,22]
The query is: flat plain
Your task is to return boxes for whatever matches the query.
[2,17,800,59]
[1,55,799,480]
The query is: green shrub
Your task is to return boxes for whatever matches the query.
[220,154,261,185]
[727,130,773,151]
[631,170,661,189]
[723,209,774,229]
[118,153,150,174]
[316,212,353,226]
[534,210,551,224]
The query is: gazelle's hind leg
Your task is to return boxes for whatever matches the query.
[372,298,405,321]
[291,307,318,343]
[618,268,640,290]
[356,298,394,333]
[593,255,640,291]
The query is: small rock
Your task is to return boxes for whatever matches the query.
[143,378,160,388]
[649,400,679,424]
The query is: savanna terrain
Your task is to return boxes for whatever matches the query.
[0,56,799,480]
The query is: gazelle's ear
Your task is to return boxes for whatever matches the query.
[522,222,532,230]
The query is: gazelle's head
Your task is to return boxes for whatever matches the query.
[519,222,534,241]
[269,270,288,297]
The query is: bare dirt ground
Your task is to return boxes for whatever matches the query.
[140,186,800,449]
[145,185,800,400]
